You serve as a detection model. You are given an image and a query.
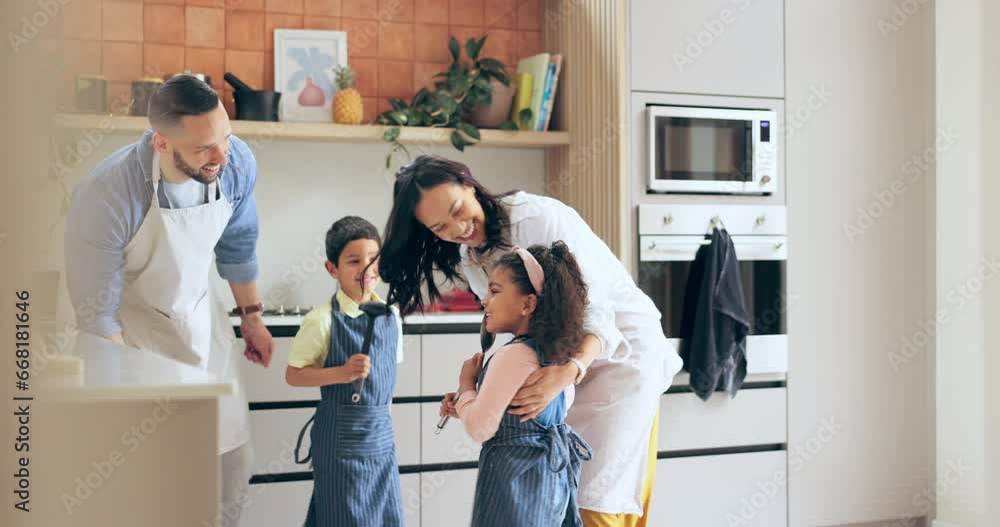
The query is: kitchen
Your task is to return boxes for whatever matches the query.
[3,0,998,526]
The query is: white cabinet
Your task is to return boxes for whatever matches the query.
[249,408,314,474]
[400,473,422,527]
[419,402,481,463]
[648,451,787,526]
[420,470,478,527]
[393,403,422,466]
[240,337,320,402]
[397,333,422,396]
[659,388,787,451]
[419,333,511,395]
[630,0,784,98]
[242,481,312,527]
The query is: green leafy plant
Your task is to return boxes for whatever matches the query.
[377,35,523,167]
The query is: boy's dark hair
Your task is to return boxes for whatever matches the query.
[379,154,513,314]
[148,75,220,131]
[326,216,381,265]
[494,241,588,365]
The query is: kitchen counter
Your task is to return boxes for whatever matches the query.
[231,310,485,337]
[42,332,234,402]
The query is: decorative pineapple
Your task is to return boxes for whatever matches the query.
[332,65,363,124]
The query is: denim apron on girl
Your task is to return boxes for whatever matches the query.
[296,296,403,527]
[471,336,593,527]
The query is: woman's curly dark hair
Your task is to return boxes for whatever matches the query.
[495,241,588,365]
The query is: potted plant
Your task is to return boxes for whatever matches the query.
[377,35,531,167]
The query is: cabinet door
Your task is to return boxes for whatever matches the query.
[400,473,421,527]
[397,333,422,396]
[659,388,787,451]
[393,403,422,466]
[420,402,481,463]
[420,333,511,396]
[249,408,314,474]
[242,481,312,527]
[239,337,320,402]
[647,451,787,526]
[420,469,478,527]
[630,0,784,98]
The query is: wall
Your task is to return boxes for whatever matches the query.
[934,0,998,525]
[785,0,933,525]
[47,134,546,329]
[49,0,544,124]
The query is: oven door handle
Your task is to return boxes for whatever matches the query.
[640,236,787,262]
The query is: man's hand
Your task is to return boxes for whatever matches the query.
[240,314,274,367]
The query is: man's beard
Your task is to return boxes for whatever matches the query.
[173,151,223,184]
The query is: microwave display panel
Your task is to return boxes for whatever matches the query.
[653,117,752,183]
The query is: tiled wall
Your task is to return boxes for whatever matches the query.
[56,0,544,123]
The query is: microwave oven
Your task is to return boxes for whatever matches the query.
[647,105,778,195]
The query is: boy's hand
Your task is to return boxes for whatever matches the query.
[344,354,371,382]
[439,392,459,418]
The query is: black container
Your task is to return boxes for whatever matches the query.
[225,72,281,122]
[233,90,281,121]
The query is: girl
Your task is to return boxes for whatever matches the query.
[441,242,593,526]
[379,155,683,526]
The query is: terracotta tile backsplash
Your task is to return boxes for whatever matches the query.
[60,0,541,117]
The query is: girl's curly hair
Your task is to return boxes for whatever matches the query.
[494,241,588,365]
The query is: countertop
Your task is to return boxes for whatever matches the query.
[41,333,235,402]
[231,311,485,336]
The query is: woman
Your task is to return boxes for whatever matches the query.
[379,155,682,526]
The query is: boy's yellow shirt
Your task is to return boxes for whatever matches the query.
[287,289,404,368]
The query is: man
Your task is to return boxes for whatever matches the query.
[65,75,274,526]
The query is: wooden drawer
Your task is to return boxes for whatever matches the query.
[249,403,422,473]
[647,451,787,527]
[419,402,481,464]
[659,388,786,452]
[242,480,312,527]
[420,469,478,527]
[239,334,421,402]
[420,333,511,396]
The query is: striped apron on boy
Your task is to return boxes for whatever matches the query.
[296,296,403,527]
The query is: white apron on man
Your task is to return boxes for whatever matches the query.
[118,152,250,454]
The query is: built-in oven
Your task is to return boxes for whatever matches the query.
[637,205,788,374]
[647,105,779,195]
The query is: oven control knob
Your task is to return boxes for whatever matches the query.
[755,215,766,226]
[662,213,673,226]
[760,175,772,184]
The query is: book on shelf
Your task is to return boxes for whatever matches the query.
[515,53,550,131]
[509,72,534,130]
[537,54,562,132]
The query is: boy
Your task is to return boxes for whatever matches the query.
[287,216,403,527]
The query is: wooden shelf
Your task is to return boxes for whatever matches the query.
[51,113,571,149]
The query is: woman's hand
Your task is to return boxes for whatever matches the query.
[439,392,459,418]
[509,363,577,422]
[459,352,484,392]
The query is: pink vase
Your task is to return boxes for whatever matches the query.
[298,77,325,106]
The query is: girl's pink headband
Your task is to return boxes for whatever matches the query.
[513,246,544,294]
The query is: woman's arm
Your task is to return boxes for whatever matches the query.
[508,334,599,421]
[454,343,540,443]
